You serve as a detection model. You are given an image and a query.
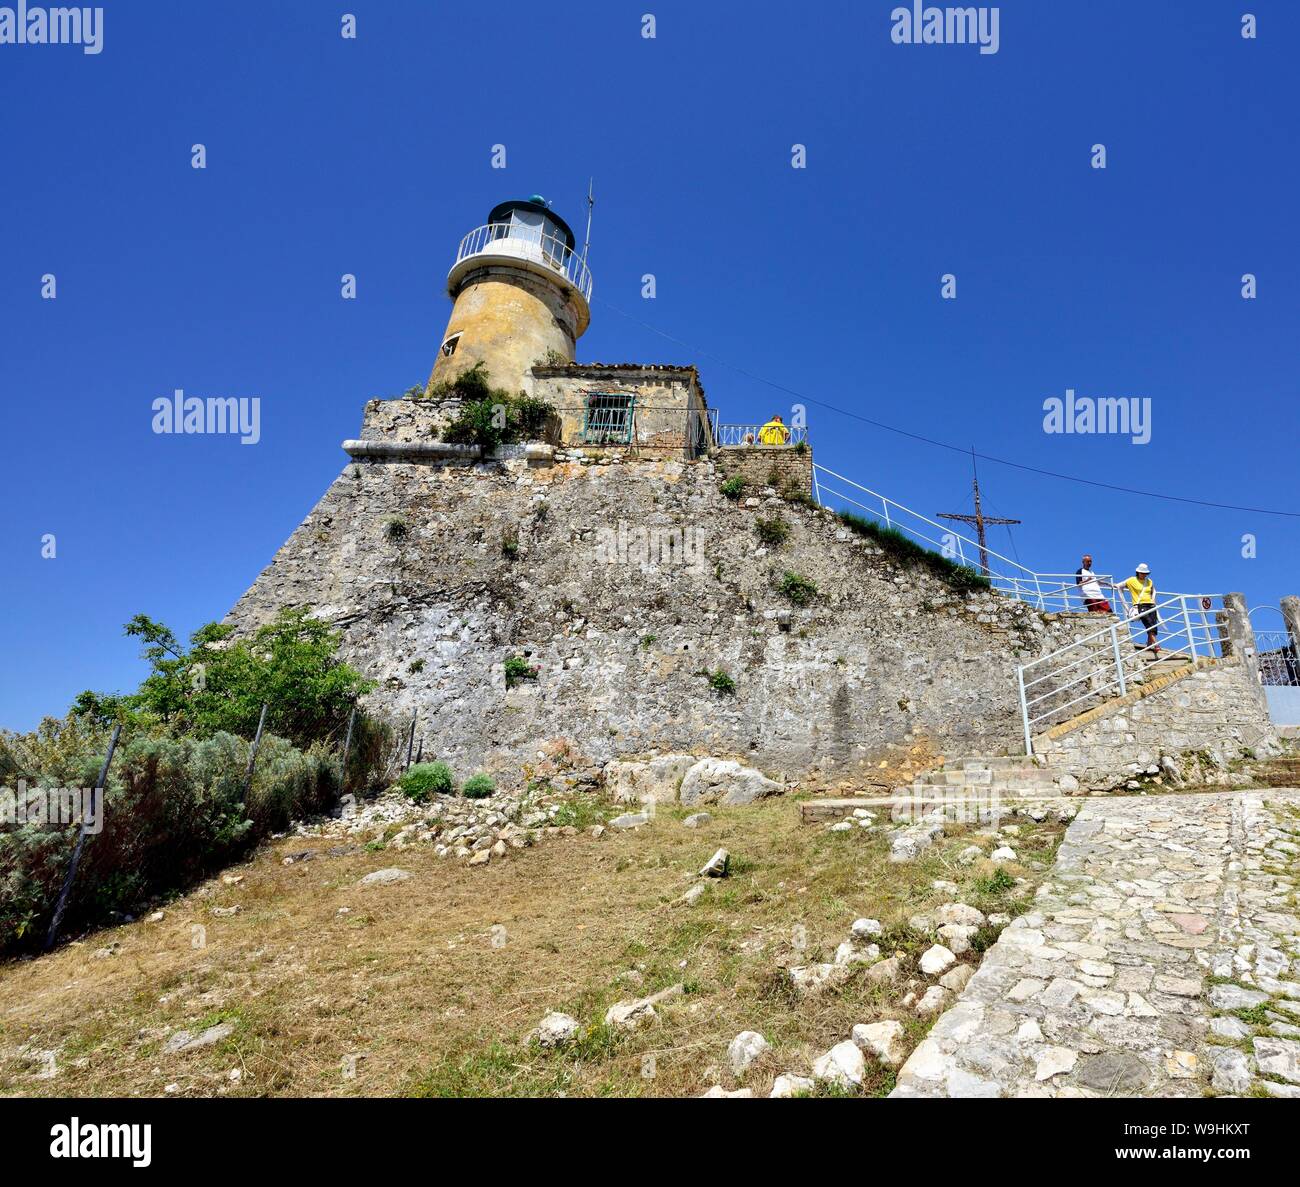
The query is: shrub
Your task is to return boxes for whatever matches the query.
[836,511,990,593]
[408,659,425,674]
[428,361,494,402]
[778,571,819,606]
[512,396,554,439]
[439,365,556,453]
[501,530,519,559]
[706,669,736,696]
[0,728,339,954]
[385,518,408,541]
[754,515,790,547]
[504,656,539,688]
[462,773,495,799]
[720,476,745,500]
[400,761,454,801]
[79,609,376,753]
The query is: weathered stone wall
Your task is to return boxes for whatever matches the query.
[359,397,458,442]
[226,449,1096,786]
[714,445,814,499]
[1035,656,1277,786]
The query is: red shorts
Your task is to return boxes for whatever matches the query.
[1084,598,1111,613]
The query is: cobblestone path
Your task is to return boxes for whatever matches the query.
[892,789,1300,1098]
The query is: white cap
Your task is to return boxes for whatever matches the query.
[1136,563,1150,574]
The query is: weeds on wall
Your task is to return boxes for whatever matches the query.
[504,656,539,688]
[836,511,990,594]
[754,515,791,548]
[778,571,819,606]
[432,363,556,452]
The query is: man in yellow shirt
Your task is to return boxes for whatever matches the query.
[757,414,791,446]
[1122,563,1159,656]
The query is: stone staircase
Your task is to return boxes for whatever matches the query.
[801,652,1215,825]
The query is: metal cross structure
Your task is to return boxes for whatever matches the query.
[937,449,1021,575]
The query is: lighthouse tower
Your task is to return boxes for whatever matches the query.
[428,196,592,395]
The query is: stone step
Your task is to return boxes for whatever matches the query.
[916,766,1057,787]
[800,794,1070,825]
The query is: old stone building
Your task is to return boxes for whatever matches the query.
[226,197,1275,789]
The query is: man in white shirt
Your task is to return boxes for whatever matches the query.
[1075,554,1111,613]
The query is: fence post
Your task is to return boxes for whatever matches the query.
[240,703,269,804]
[338,705,357,795]
[1016,667,1033,756]
[44,724,122,952]
[405,712,418,770]
[1109,622,1127,696]
[1181,598,1198,659]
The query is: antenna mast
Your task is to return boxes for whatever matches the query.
[936,447,1022,575]
[582,178,594,263]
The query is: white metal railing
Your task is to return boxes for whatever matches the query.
[812,464,1112,613]
[453,222,593,300]
[715,423,809,447]
[1016,592,1228,753]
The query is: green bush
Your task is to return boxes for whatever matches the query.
[462,773,495,799]
[0,728,339,954]
[706,669,737,696]
[778,571,819,606]
[428,361,494,402]
[399,761,455,801]
[439,365,556,453]
[512,396,554,439]
[504,656,539,688]
[754,515,790,547]
[720,476,746,500]
[837,511,990,594]
[72,608,376,752]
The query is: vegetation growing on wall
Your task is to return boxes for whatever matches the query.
[778,571,819,606]
[836,511,990,594]
[431,363,556,452]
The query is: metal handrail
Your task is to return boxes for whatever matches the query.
[453,222,593,301]
[715,423,809,446]
[1015,591,1227,753]
[813,464,1115,613]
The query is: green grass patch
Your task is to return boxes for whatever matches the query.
[837,511,990,593]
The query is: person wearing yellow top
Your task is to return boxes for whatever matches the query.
[1122,563,1159,656]
[757,415,791,446]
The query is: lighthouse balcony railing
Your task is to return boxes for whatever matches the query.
[453,222,593,301]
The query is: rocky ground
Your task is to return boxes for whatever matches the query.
[292,784,596,868]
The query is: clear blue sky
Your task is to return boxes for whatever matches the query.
[2,0,1296,731]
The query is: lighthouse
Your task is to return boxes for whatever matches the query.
[427,196,593,395]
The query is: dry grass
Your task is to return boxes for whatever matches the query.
[0,797,1062,1098]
